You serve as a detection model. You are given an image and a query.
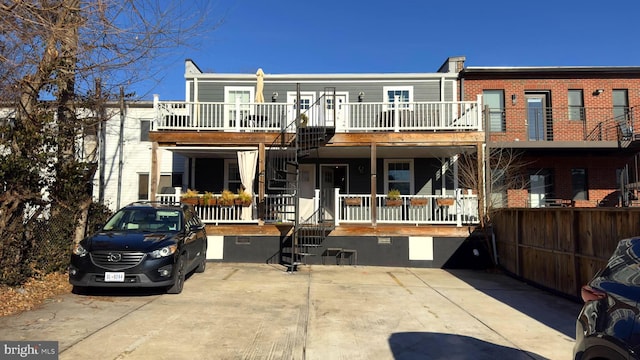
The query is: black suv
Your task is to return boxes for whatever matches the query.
[69,202,207,294]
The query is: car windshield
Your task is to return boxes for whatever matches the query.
[103,208,182,232]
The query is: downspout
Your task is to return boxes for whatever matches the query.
[116,86,125,209]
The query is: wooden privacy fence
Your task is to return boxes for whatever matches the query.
[492,208,640,299]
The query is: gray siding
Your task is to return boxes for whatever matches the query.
[192,77,456,103]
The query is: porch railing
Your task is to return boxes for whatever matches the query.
[156,189,480,226]
[156,189,258,225]
[153,96,483,133]
[488,106,637,143]
[337,193,480,226]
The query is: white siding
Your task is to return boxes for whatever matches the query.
[94,103,185,211]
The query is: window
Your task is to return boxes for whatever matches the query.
[383,86,412,109]
[613,89,629,120]
[571,168,588,200]
[138,173,149,200]
[568,90,584,121]
[483,90,505,132]
[140,120,151,141]
[224,159,242,192]
[384,160,413,194]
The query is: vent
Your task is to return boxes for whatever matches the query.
[378,237,392,245]
[236,237,251,245]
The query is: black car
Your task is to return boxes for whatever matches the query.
[574,237,640,360]
[69,202,207,294]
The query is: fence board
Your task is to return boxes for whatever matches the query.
[492,208,640,299]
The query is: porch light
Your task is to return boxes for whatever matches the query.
[511,94,517,105]
[271,91,278,102]
[593,89,604,96]
[358,91,365,102]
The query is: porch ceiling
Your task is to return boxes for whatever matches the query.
[161,145,474,159]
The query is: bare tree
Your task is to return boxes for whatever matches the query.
[456,148,531,220]
[0,0,220,284]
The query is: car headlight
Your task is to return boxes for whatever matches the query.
[73,243,88,257]
[149,245,177,259]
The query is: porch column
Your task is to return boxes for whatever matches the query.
[371,142,377,226]
[478,142,486,224]
[258,142,265,201]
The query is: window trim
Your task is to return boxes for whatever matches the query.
[383,159,414,195]
[224,86,255,127]
[567,89,585,121]
[483,89,505,132]
[382,86,413,111]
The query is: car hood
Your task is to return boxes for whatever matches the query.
[83,231,180,253]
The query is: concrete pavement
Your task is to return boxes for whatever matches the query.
[0,263,582,359]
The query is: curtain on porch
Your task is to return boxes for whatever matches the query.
[237,150,258,220]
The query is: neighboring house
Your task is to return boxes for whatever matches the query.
[460,66,640,208]
[149,56,485,267]
[93,101,185,211]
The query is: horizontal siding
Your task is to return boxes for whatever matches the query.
[193,78,455,103]
[96,105,186,211]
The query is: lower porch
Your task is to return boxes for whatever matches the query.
[202,224,486,269]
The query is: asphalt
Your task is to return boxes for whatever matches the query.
[0,263,582,360]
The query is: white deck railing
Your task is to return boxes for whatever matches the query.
[153,96,483,133]
[156,188,480,226]
[337,193,479,226]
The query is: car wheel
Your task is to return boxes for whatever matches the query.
[167,256,185,294]
[195,256,206,273]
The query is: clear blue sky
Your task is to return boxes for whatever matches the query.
[145,0,640,100]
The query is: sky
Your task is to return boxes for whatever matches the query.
[142,0,640,100]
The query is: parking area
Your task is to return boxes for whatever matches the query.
[0,263,582,359]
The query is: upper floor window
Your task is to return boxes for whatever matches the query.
[568,90,584,121]
[383,86,412,109]
[140,120,151,141]
[483,90,505,132]
[613,89,629,120]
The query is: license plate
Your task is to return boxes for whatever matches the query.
[104,272,125,282]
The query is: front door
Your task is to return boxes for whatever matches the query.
[299,164,316,221]
[526,95,546,141]
[320,165,347,220]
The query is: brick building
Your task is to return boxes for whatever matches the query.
[460,66,640,207]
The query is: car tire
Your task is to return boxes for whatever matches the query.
[167,256,185,294]
[195,256,206,273]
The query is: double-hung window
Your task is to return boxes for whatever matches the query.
[568,90,584,121]
[483,90,505,132]
[613,89,630,137]
[384,160,413,195]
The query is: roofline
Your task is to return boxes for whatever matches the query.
[186,72,458,81]
[462,66,640,74]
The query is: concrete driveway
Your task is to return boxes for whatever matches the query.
[0,263,582,359]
